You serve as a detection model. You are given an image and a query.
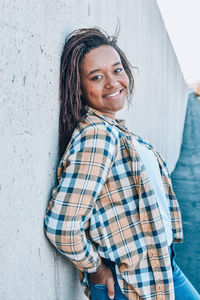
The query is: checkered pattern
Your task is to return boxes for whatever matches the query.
[44,106,183,300]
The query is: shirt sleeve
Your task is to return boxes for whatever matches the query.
[44,127,117,273]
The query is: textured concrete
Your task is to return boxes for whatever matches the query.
[0,0,189,299]
[171,93,200,292]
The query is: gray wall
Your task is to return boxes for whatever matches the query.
[0,1,189,299]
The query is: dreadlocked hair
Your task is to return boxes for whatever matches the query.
[59,27,134,159]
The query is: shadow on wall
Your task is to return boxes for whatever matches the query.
[171,92,200,293]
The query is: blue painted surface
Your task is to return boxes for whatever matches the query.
[171,92,200,293]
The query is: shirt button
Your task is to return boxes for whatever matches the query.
[148,249,156,257]
[119,264,127,272]
[157,284,164,293]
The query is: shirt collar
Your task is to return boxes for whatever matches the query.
[86,107,168,178]
[86,106,127,131]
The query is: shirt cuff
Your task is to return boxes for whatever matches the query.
[75,256,102,274]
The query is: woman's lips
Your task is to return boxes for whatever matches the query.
[103,89,123,98]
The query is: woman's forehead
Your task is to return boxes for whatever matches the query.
[80,45,121,72]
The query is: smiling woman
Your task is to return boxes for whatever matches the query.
[43,28,200,300]
[57,28,134,160]
[80,45,129,120]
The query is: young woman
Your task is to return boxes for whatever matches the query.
[44,28,200,300]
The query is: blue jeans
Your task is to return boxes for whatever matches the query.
[89,260,127,300]
[89,245,200,300]
[173,260,200,299]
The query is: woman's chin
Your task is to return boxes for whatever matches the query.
[109,99,126,112]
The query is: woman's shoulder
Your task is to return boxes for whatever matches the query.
[60,114,119,164]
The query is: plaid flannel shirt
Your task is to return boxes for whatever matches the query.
[44,106,183,300]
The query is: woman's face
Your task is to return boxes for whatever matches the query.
[80,45,129,120]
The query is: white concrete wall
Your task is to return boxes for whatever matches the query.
[156,0,200,86]
[0,1,189,299]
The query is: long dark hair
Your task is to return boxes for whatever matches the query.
[59,27,134,159]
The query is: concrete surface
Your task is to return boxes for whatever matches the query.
[0,0,190,299]
[156,0,200,86]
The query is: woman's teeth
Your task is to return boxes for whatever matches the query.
[104,90,121,98]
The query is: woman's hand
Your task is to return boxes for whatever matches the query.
[89,263,115,299]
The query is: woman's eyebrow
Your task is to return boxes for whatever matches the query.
[87,61,122,77]
[87,68,101,77]
[113,62,121,67]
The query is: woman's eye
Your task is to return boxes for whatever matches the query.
[91,74,102,81]
[114,67,123,74]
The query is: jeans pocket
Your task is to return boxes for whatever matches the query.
[93,284,107,289]
[89,282,108,300]
[89,280,107,289]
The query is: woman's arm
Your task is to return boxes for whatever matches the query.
[44,126,117,273]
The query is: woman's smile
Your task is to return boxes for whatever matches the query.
[103,88,124,98]
[80,45,129,120]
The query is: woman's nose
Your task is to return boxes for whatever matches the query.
[104,75,118,89]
